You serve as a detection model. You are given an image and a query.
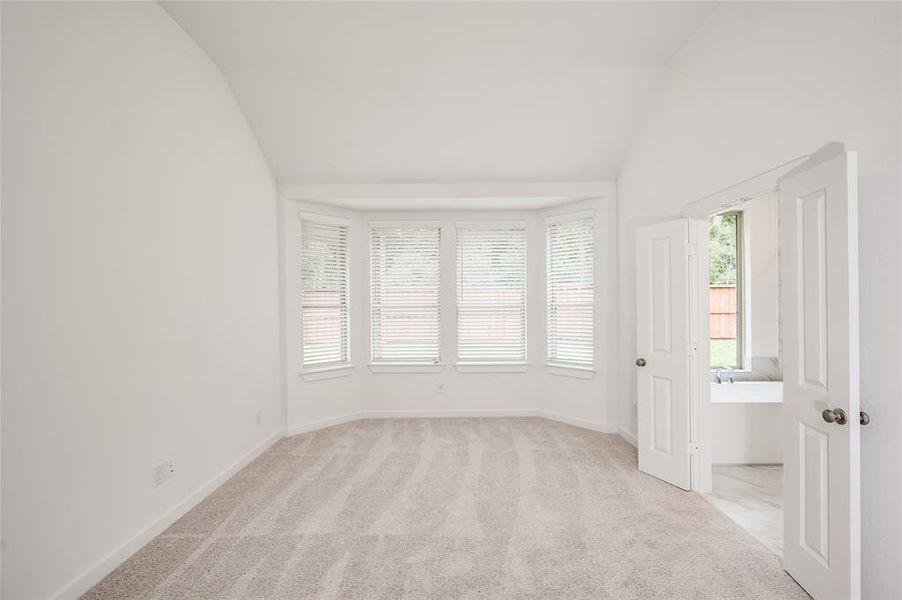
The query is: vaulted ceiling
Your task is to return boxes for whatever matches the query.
[163,1,717,184]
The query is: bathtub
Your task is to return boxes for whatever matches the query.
[710,381,783,464]
[710,381,783,403]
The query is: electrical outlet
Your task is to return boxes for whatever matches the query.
[153,460,175,487]
[437,383,445,394]
[255,409,262,425]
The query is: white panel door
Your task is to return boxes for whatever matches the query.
[780,152,860,599]
[636,219,691,490]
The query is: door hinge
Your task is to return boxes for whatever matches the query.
[689,441,700,455]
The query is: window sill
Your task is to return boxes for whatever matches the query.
[369,363,446,374]
[544,362,596,379]
[300,363,354,381]
[455,362,530,373]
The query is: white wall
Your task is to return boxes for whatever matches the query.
[280,195,619,432]
[1,3,282,598]
[616,3,901,596]
[743,193,780,363]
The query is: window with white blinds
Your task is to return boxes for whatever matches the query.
[456,224,527,364]
[546,214,594,367]
[370,224,441,364]
[300,217,350,367]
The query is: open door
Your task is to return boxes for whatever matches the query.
[780,151,860,599]
[636,219,691,490]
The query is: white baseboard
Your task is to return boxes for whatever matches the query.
[285,409,616,438]
[283,411,366,437]
[617,426,638,448]
[364,408,539,419]
[53,429,284,600]
[537,410,616,433]
[285,408,539,435]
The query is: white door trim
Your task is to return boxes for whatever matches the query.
[681,154,811,219]
[687,217,712,492]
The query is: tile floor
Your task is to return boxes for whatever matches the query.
[705,464,783,556]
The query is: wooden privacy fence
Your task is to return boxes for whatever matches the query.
[710,285,737,339]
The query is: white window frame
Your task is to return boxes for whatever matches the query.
[299,212,352,380]
[545,210,595,376]
[708,209,752,372]
[454,221,528,371]
[368,221,444,372]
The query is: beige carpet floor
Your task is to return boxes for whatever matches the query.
[84,417,808,599]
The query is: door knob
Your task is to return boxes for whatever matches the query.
[860,410,870,426]
[636,358,647,367]
[822,408,848,425]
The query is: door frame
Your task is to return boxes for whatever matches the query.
[681,152,816,492]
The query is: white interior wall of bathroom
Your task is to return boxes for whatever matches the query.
[280,193,620,433]
[743,194,780,365]
[616,3,901,596]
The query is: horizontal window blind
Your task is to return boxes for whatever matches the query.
[547,216,594,367]
[370,224,441,363]
[300,218,350,367]
[457,225,527,363]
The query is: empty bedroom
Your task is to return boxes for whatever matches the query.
[2,1,900,599]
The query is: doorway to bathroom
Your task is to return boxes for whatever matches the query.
[703,197,785,557]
